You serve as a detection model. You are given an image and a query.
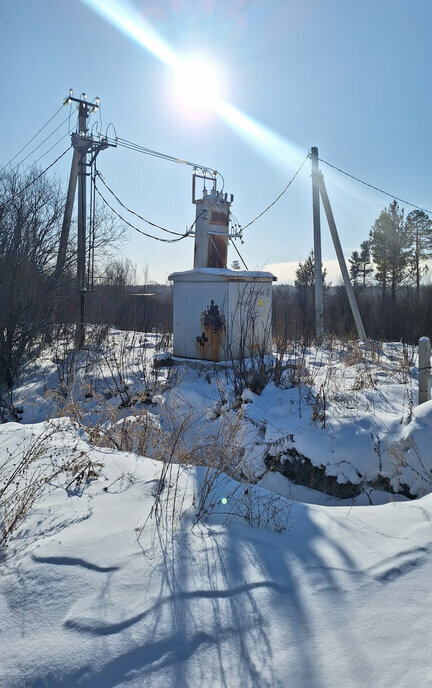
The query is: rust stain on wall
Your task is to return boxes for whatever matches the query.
[207,235,228,268]
[196,300,226,361]
[209,208,229,226]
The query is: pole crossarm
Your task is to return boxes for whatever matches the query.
[71,132,114,155]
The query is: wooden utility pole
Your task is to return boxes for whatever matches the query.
[311,147,324,341]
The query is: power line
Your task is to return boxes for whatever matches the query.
[96,171,186,236]
[0,147,72,210]
[0,104,65,174]
[6,110,76,175]
[239,154,309,232]
[318,156,432,216]
[106,135,225,190]
[94,183,191,243]
[18,131,72,179]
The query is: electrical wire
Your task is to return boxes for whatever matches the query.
[318,157,432,216]
[6,109,76,175]
[116,136,213,171]
[230,212,241,228]
[106,135,225,190]
[229,237,249,270]
[0,104,65,174]
[94,183,191,243]
[96,171,186,236]
[0,147,72,210]
[239,154,310,232]
[18,131,72,179]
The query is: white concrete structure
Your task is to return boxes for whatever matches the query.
[168,268,276,362]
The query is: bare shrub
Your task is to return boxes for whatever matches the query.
[388,438,432,497]
[0,422,102,554]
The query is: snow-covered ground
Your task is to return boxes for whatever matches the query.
[1,330,432,686]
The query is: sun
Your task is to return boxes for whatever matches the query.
[174,58,222,111]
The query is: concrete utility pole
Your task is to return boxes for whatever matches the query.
[310,146,367,342]
[311,147,324,342]
[57,90,111,349]
[76,98,89,349]
[318,174,367,342]
[418,336,431,404]
[55,149,78,280]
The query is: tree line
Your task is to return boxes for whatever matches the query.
[278,200,432,343]
[1,160,432,419]
[349,202,432,300]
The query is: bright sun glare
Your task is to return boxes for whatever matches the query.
[81,0,307,171]
[174,59,221,111]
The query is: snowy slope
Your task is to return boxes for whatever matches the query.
[1,420,432,688]
[2,332,432,686]
[11,333,426,498]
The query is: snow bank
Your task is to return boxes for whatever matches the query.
[1,420,432,687]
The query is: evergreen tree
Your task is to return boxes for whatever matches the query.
[294,250,327,289]
[406,209,432,291]
[369,201,412,303]
[359,240,373,292]
[349,250,361,285]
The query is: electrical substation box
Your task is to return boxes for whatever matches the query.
[169,268,276,362]
[169,178,276,362]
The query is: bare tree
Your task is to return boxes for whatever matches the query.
[0,168,63,409]
[0,167,126,415]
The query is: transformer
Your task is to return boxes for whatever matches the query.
[169,176,276,362]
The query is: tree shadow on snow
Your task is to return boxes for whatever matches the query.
[53,494,380,688]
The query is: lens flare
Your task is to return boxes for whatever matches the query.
[80,0,305,170]
[215,100,306,169]
[81,0,180,69]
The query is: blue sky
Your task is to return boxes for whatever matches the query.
[1,0,431,283]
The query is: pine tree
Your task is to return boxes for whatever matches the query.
[369,201,412,303]
[349,250,361,286]
[359,240,373,293]
[406,209,432,291]
[294,250,327,289]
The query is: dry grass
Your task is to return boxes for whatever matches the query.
[0,422,102,554]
